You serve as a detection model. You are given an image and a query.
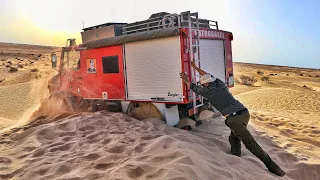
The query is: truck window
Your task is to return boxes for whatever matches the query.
[102,56,119,73]
[63,51,80,69]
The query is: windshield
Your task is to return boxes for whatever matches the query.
[62,50,80,69]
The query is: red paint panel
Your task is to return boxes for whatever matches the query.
[224,36,234,88]
[77,45,125,100]
[180,32,191,104]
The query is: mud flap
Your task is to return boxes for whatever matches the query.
[163,105,180,126]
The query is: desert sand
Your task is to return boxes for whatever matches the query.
[0,43,319,180]
[0,111,319,180]
[231,63,320,164]
[0,42,59,132]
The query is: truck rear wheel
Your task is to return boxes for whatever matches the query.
[127,102,163,120]
[34,91,75,116]
[48,74,60,94]
[49,91,75,112]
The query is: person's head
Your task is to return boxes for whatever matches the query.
[200,73,216,87]
[90,59,95,69]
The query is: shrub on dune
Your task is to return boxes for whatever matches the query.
[261,76,270,82]
[239,75,257,86]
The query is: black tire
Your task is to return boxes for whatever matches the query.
[47,91,75,112]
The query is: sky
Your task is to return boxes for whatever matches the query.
[0,0,319,68]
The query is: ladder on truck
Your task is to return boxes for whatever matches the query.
[181,11,204,119]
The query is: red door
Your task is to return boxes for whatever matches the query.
[79,45,125,100]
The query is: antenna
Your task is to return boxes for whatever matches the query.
[82,21,84,29]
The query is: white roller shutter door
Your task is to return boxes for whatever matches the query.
[125,36,183,102]
[199,39,226,82]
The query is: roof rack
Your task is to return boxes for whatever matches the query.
[83,22,127,31]
[123,11,219,35]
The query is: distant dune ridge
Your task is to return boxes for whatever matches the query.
[0,42,59,49]
[0,43,319,179]
[236,88,320,112]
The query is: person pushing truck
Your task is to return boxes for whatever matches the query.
[180,61,286,177]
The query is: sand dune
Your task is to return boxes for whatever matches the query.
[0,80,51,135]
[235,88,320,112]
[0,42,59,87]
[0,111,318,180]
[0,80,49,119]
[234,88,320,164]
[230,62,320,165]
[0,42,59,133]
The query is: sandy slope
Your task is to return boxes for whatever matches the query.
[0,111,319,180]
[0,80,49,119]
[0,42,60,87]
[0,80,51,135]
[235,88,320,112]
[0,43,59,132]
[231,63,320,164]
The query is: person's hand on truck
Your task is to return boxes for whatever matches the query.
[180,72,191,86]
[191,60,196,68]
[190,61,207,75]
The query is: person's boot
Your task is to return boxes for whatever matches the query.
[229,136,241,157]
[268,161,286,177]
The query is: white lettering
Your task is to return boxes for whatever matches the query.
[198,30,225,39]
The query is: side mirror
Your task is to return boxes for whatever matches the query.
[51,53,57,69]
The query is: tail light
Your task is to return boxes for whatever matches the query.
[229,33,233,41]
[228,74,234,87]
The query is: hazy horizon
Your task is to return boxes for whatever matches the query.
[0,0,319,69]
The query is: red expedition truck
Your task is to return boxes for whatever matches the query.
[48,11,235,127]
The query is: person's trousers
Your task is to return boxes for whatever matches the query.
[225,111,273,168]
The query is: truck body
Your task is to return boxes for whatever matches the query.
[50,11,235,126]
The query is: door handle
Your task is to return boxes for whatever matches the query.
[151,97,165,101]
